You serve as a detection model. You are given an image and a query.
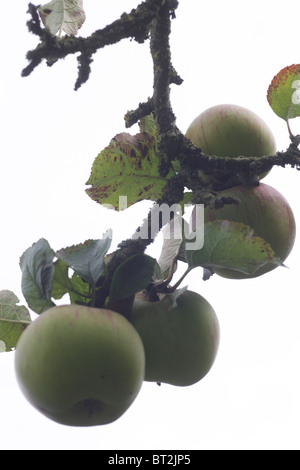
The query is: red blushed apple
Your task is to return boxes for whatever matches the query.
[186,104,277,184]
[191,182,296,279]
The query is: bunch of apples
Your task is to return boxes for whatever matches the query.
[15,290,220,427]
[14,104,296,427]
[186,104,296,279]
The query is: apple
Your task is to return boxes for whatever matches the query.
[128,290,220,386]
[14,305,145,426]
[185,104,276,183]
[191,182,296,279]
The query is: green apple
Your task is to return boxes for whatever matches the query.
[186,104,276,184]
[15,305,145,426]
[191,182,296,279]
[128,290,220,386]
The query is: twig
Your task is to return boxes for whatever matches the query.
[22,1,175,90]
[21,1,300,304]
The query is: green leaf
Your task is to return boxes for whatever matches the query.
[51,258,73,300]
[171,159,181,174]
[69,272,92,306]
[267,64,300,120]
[185,220,282,275]
[52,259,93,305]
[0,290,31,352]
[138,113,157,136]
[56,233,112,287]
[86,132,175,210]
[109,254,157,301]
[20,239,56,314]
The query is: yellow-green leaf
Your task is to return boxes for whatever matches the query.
[267,64,300,121]
[86,132,174,210]
[0,291,31,352]
[185,220,282,275]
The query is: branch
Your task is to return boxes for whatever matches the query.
[150,4,177,134]
[124,67,183,128]
[174,133,300,192]
[147,1,182,180]
[95,216,155,308]
[22,1,300,305]
[22,1,169,90]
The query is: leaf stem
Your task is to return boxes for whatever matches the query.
[90,285,96,308]
[166,266,194,292]
[0,318,32,326]
[287,119,295,140]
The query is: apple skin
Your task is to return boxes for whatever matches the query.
[191,182,296,279]
[186,104,276,183]
[128,290,220,386]
[14,305,145,427]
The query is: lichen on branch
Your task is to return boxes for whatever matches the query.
[23,1,300,185]
[22,0,300,304]
[23,1,178,90]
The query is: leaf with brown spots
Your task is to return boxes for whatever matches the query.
[39,0,86,36]
[267,64,300,121]
[86,131,175,210]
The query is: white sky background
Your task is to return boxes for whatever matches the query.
[1,0,300,450]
